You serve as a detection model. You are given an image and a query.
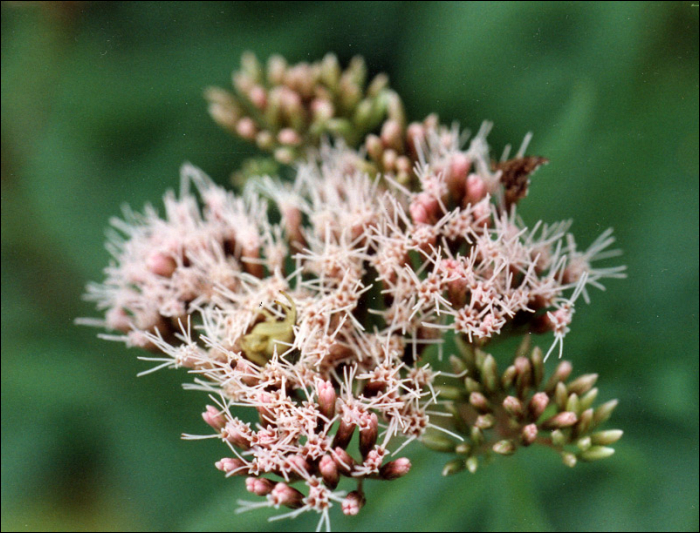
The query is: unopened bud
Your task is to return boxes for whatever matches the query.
[332,419,355,449]
[421,433,456,453]
[501,365,517,389]
[246,476,275,496]
[575,408,594,436]
[255,130,275,150]
[576,436,592,451]
[475,414,495,429]
[502,396,524,419]
[593,399,618,426]
[561,452,578,468]
[319,455,339,488]
[382,148,398,172]
[566,393,580,415]
[542,411,578,429]
[530,346,544,387]
[273,147,296,165]
[380,119,404,153]
[580,387,599,411]
[442,459,466,476]
[222,422,252,450]
[514,356,532,398]
[449,354,468,374]
[320,53,341,89]
[466,456,479,474]
[147,251,176,277]
[469,391,491,413]
[482,354,499,393]
[215,457,247,475]
[464,174,487,205]
[579,446,616,462]
[447,153,470,201]
[591,429,623,446]
[545,360,573,393]
[568,373,598,396]
[333,447,356,475]
[367,73,389,97]
[380,457,411,480]
[366,134,384,162]
[465,377,483,393]
[202,405,226,431]
[235,117,257,140]
[276,129,299,148]
[471,426,484,445]
[492,439,516,456]
[270,482,304,508]
[316,380,337,419]
[342,491,365,516]
[248,85,267,110]
[521,423,538,446]
[551,429,567,447]
[406,122,425,157]
[359,412,379,457]
[554,381,568,410]
[267,55,287,85]
[105,307,131,332]
[311,98,334,122]
[528,392,549,420]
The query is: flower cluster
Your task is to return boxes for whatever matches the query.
[82,54,624,530]
[206,52,405,167]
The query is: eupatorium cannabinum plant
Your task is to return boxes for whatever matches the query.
[80,53,626,531]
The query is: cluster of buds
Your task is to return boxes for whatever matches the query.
[206,52,405,166]
[425,336,622,475]
[82,53,625,530]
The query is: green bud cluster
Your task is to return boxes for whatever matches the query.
[423,337,622,475]
[205,52,405,167]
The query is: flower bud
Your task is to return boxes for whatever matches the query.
[521,423,538,446]
[380,119,404,153]
[270,482,304,509]
[277,128,302,147]
[333,419,355,449]
[528,392,549,420]
[420,433,456,453]
[380,457,411,480]
[464,174,487,206]
[492,439,516,456]
[514,356,532,398]
[246,476,275,496]
[502,396,524,419]
[591,429,623,445]
[469,391,491,413]
[360,412,379,457]
[561,451,578,468]
[568,373,598,396]
[147,251,176,277]
[319,454,339,488]
[202,405,226,431]
[579,446,615,462]
[442,458,466,476]
[215,457,248,475]
[235,117,257,140]
[316,380,336,419]
[593,399,618,426]
[542,411,578,429]
[333,447,356,475]
[545,360,573,393]
[342,491,365,516]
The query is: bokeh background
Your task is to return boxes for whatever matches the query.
[2,2,698,531]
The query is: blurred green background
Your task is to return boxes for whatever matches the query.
[2,2,698,531]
